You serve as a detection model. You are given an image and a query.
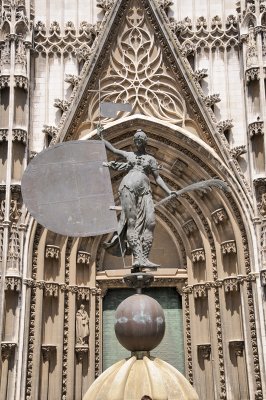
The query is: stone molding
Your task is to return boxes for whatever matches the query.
[64,74,81,87]
[221,240,237,255]
[23,279,91,299]
[216,119,234,134]
[172,14,239,50]
[182,274,255,294]
[34,20,99,57]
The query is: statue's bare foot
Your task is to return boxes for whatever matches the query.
[143,259,160,269]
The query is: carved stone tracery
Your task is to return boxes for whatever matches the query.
[88,3,186,126]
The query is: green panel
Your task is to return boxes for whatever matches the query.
[103,287,184,373]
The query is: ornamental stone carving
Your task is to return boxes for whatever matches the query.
[191,248,205,263]
[246,27,258,67]
[261,270,266,286]
[77,251,91,264]
[229,340,244,357]
[216,119,234,134]
[54,99,70,112]
[96,0,115,13]
[0,76,10,89]
[197,344,211,360]
[248,118,264,138]
[221,240,237,255]
[45,245,60,259]
[174,14,239,50]
[211,208,228,224]
[1,342,16,361]
[171,159,188,176]
[75,345,89,362]
[65,74,80,87]
[12,128,27,143]
[182,219,197,236]
[193,69,208,82]
[204,94,221,107]
[88,4,186,125]
[246,67,259,83]
[14,75,28,90]
[41,345,56,362]
[193,284,208,298]
[223,277,240,292]
[5,276,22,291]
[43,282,59,297]
[0,129,8,142]
[34,20,97,56]
[230,145,247,159]
[259,194,266,217]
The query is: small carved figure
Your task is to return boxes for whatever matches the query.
[76,304,90,345]
[103,129,175,269]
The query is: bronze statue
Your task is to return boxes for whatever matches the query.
[103,129,175,269]
[103,129,229,270]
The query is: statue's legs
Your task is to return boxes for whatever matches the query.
[120,189,144,267]
[141,196,160,268]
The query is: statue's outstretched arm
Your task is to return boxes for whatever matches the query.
[102,139,128,159]
[152,169,174,196]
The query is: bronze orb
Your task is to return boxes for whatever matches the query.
[114,294,165,352]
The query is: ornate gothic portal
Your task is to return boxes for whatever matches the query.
[1,0,266,400]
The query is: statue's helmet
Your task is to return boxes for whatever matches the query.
[133,129,147,143]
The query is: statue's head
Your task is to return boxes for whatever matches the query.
[133,129,147,144]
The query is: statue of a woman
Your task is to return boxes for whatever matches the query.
[103,129,175,269]
[76,304,90,345]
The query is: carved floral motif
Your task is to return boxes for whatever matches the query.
[12,128,27,143]
[54,99,70,112]
[223,277,239,292]
[246,67,259,83]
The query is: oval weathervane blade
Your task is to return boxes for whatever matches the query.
[21,140,117,237]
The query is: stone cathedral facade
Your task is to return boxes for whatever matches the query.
[0,0,266,399]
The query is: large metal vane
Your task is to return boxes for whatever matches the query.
[22,140,117,237]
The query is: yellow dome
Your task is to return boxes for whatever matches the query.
[83,356,199,400]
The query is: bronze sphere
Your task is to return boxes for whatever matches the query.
[114,294,165,352]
